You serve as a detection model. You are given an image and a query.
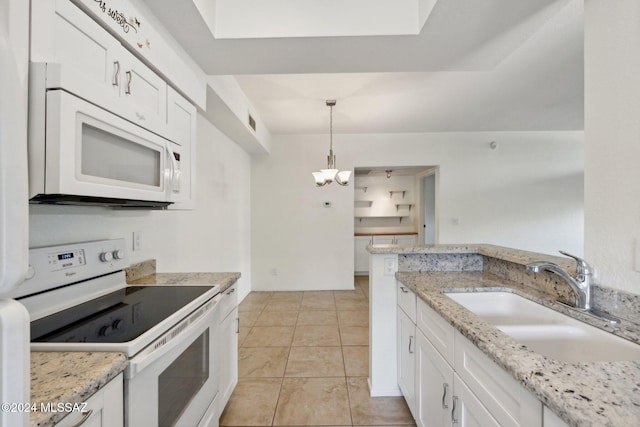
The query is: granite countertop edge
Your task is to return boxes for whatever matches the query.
[396,271,640,427]
[30,352,128,427]
[127,271,241,293]
[369,243,575,269]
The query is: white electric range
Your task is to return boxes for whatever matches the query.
[14,239,222,427]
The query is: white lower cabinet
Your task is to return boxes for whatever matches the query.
[217,284,239,418]
[416,330,453,427]
[397,307,416,418]
[355,236,373,274]
[402,297,543,427]
[55,373,123,427]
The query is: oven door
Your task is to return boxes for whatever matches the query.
[126,295,221,427]
[39,89,178,205]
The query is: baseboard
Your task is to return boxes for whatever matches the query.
[367,378,403,397]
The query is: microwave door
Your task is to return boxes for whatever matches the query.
[40,90,172,205]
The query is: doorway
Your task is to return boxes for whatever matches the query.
[417,168,438,245]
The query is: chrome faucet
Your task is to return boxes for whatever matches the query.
[526,251,592,310]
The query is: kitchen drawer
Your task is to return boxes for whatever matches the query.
[397,281,416,322]
[416,298,455,364]
[219,283,238,320]
[454,332,541,427]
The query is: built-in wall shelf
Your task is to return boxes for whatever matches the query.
[355,200,374,208]
[389,190,406,199]
[356,186,368,193]
[356,215,410,224]
[395,203,413,212]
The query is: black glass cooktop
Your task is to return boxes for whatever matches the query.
[31,286,214,343]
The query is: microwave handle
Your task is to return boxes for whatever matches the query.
[166,142,178,193]
[128,294,222,379]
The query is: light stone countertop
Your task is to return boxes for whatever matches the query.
[368,243,575,269]
[30,352,127,427]
[127,271,241,293]
[396,271,640,427]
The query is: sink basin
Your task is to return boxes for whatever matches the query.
[445,291,640,362]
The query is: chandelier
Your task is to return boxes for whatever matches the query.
[312,100,351,186]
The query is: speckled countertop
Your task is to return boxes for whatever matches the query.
[30,352,127,427]
[369,243,575,268]
[128,272,240,293]
[396,271,640,427]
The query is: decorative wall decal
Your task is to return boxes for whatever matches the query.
[91,0,138,35]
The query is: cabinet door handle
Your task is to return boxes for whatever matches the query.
[112,61,120,86]
[408,335,414,354]
[400,286,409,294]
[451,396,459,424]
[227,288,236,295]
[235,318,240,334]
[442,383,449,409]
[70,409,94,427]
[125,70,132,94]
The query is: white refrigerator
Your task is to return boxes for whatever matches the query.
[0,0,31,426]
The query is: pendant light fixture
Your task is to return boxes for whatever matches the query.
[312,100,351,187]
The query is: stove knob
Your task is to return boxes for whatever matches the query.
[99,252,113,262]
[112,249,125,260]
[112,319,124,330]
[99,325,113,337]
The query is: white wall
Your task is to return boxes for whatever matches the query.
[251,131,584,291]
[29,114,253,299]
[584,0,640,294]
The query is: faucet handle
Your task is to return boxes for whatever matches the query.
[558,250,591,281]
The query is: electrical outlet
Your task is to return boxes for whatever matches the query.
[384,257,397,276]
[133,231,142,252]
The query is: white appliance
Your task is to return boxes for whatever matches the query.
[28,82,182,208]
[0,0,31,426]
[16,239,221,427]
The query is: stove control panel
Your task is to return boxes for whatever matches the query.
[11,239,129,299]
[49,249,86,271]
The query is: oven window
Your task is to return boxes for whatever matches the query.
[81,123,161,186]
[158,330,210,427]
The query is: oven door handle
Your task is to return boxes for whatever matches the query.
[127,294,222,379]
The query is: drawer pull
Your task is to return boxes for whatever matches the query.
[227,288,236,295]
[451,396,458,424]
[400,287,409,294]
[442,383,449,409]
[408,335,414,354]
[70,409,93,427]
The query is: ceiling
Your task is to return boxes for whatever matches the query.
[143,0,583,134]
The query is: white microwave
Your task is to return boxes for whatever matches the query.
[28,88,182,208]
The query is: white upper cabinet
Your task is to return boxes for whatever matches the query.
[167,87,196,210]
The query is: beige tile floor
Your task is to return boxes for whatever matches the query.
[220,276,415,427]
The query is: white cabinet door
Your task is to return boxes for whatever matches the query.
[373,235,395,245]
[416,331,453,427]
[56,373,123,427]
[395,235,417,245]
[354,236,372,273]
[31,0,121,96]
[167,87,197,210]
[119,48,167,131]
[397,307,416,418]
[453,374,501,427]
[217,285,239,416]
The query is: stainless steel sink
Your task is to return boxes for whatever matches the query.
[444,291,640,362]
